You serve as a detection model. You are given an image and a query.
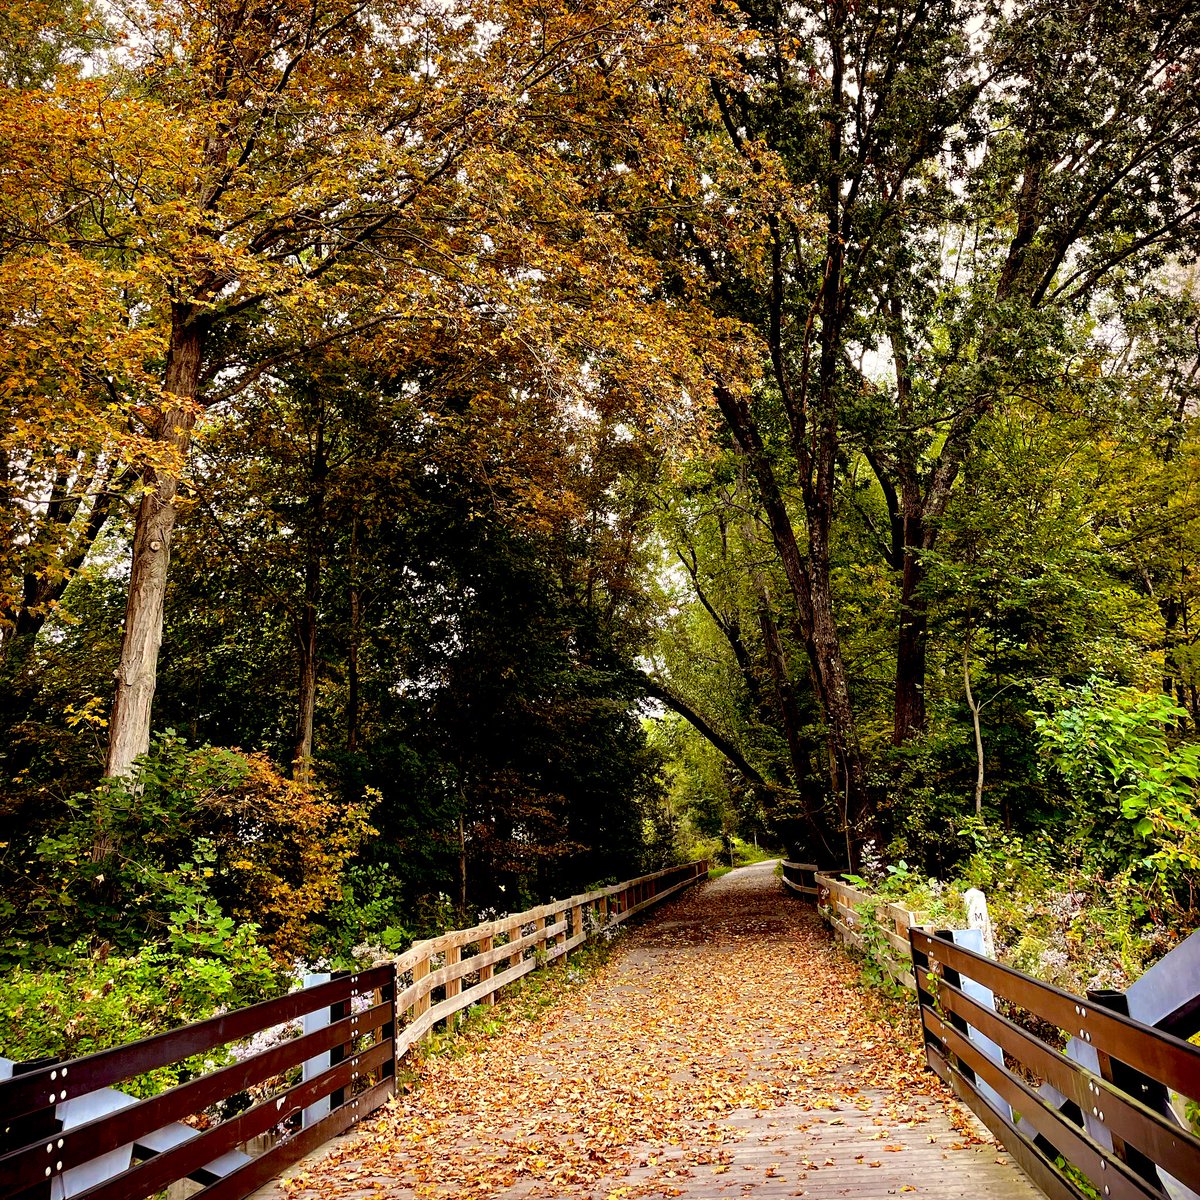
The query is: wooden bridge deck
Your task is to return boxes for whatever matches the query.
[258,861,1041,1200]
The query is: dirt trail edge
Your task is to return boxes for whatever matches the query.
[255,860,1039,1200]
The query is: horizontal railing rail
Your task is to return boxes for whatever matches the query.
[0,965,394,1200]
[780,861,819,899]
[0,858,708,1200]
[910,927,1200,1200]
[389,859,709,1054]
[814,871,921,990]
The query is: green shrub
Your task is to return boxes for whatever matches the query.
[0,920,282,1093]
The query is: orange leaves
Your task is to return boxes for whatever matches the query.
[265,865,1001,1200]
[213,752,372,956]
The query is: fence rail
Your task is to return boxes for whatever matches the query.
[0,966,394,1200]
[389,860,709,1057]
[910,927,1200,1200]
[0,859,708,1200]
[814,872,922,990]
[780,861,819,899]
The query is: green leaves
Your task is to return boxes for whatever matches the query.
[1031,678,1200,892]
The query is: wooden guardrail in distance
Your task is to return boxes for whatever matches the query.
[0,859,708,1200]
[389,859,710,1056]
[780,861,819,898]
[814,872,922,991]
[910,928,1200,1200]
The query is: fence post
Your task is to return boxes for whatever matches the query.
[382,965,397,1083]
[909,930,937,1061]
[302,973,332,1129]
[478,934,494,1006]
[964,888,995,959]
[412,953,430,1023]
[445,943,462,1025]
[1087,989,1163,1186]
[328,969,352,1111]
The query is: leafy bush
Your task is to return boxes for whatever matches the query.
[1032,679,1200,897]
[11,732,370,964]
[0,914,283,1093]
[848,822,1189,999]
[953,822,1181,994]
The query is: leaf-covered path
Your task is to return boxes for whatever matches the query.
[258,862,1039,1199]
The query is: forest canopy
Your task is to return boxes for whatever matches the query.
[1,0,1198,1049]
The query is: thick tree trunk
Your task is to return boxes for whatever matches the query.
[755,600,809,789]
[105,310,204,778]
[712,383,866,859]
[733,473,813,795]
[807,536,867,865]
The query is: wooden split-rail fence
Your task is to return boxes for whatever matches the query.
[809,867,921,990]
[0,859,708,1200]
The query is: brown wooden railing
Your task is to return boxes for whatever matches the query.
[0,859,707,1200]
[0,967,394,1200]
[910,927,1200,1200]
[388,859,709,1054]
[780,861,819,899]
[815,871,921,991]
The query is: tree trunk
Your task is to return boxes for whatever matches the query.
[293,418,327,782]
[712,382,866,859]
[733,471,814,797]
[963,627,984,816]
[347,511,361,754]
[807,536,867,864]
[458,810,468,913]
[5,457,126,665]
[755,599,810,791]
[894,525,928,745]
[294,599,318,782]
[105,309,204,778]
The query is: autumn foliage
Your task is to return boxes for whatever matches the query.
[1,0,1198,1063]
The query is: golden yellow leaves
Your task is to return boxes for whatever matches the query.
[210,753,372,956]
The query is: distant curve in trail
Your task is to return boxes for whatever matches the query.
[259,861,1040,1200]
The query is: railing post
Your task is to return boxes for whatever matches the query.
[302,972,332,1129]
[412,952,430,1024]
[328,969,352,1111]
[909,930,937,1062]
[478,934,494,1006]
[444,943,462,1027]
[1087,989,1163,1186]
[501,916,519,974]
[382,965,397,1083]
